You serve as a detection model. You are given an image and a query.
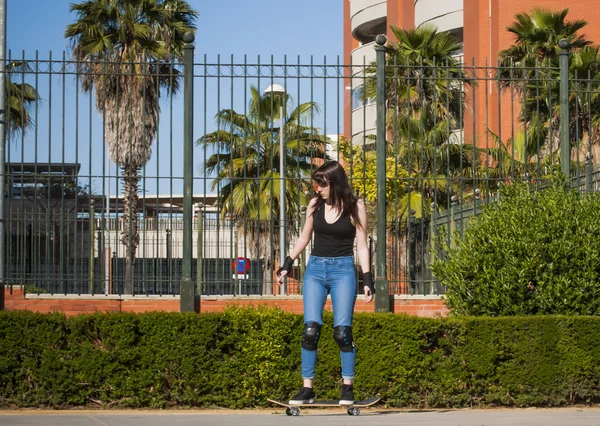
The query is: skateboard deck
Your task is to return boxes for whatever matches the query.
[267,396,381,416]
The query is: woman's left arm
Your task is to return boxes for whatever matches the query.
[355,201,373,303]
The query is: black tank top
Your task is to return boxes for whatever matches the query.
[311,205,356,257]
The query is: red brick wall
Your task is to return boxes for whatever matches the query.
[3,286,448,318]
[393,296,449,318]
[387,0,415,35]
[2,287,180,316]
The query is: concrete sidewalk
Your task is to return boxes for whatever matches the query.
[2,408,600,426]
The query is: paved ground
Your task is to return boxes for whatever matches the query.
[2,408,600,426]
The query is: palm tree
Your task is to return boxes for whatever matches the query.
[498,8,590,69]
[392,113,477,216]
[569,46,600,163]
[362,25,472,219]
[484,114,551,182]
[366,25,467,131]
[196,86,328,290]
[496,8,600,165]
[6,61,39,139]
[359,25,474,292]
[65,0,197,292]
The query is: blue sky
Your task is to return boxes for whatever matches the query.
[8,0,343,58]
[6,0,345,198]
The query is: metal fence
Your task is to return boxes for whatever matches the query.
[2,36,598,302]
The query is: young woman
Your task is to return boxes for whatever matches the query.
[276,160,374,405]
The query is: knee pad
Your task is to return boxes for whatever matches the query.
[333,325,355,352]
[302,322,322,350]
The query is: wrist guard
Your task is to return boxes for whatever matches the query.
[276,256,294,277]
[363,271,375,295]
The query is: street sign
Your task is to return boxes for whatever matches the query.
[232,257,251,274]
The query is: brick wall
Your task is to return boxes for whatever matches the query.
[2,287,180,315]
[2,286,448,317]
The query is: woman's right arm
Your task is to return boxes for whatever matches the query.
[277,198,315,280]
[288,198,316,260]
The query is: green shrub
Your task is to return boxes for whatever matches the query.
[431,180,600,316]
[2,309,600,408]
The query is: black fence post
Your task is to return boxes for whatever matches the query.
[408,210,416,294]
[586,153,593,193]
[88,200,95,294]
[0,0,7,309]
[374,33,389,312]
[559,39,570,177]
[180,32,195,313]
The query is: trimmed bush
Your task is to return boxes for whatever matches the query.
[431,180,600,316]
[2,308,600,408]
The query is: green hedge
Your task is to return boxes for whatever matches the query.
[1,307,600,408]
[431,180,600,316]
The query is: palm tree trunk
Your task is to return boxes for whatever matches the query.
[120,164,141,294]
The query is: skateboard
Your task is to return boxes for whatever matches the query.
[267,396,381,416]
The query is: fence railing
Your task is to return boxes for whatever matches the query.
[1,37,597,303]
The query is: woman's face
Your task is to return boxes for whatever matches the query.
[312,180,330,200]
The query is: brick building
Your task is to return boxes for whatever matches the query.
[344,0,600,147]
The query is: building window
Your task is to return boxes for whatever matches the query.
[352,85,374,110]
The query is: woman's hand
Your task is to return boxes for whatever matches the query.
[362,271,374,303]
[277,269,289,284]
[276,256,294,284]
[363,285,373,303]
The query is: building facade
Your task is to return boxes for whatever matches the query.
[344,0,600,147]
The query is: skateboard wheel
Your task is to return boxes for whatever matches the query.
[291,407,300,416]
[285,408,292,416]
[347,407,360,416]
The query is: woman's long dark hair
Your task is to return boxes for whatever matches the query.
[311,160,362,229]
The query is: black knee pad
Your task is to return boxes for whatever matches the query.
[333,325,355,352]
[302,322,322,350]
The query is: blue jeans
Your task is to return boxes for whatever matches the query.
[301,255,357,381]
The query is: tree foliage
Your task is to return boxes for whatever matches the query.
[432,177,600,316]
[355,25,475,227]
[196,86,328,268]
[4,309,600,408]
[65,0,197,291]
[496,8,600,167]
[6,61,40,140]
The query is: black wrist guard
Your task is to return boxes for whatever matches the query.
[363,271,375,295]
[276,256,294,277]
